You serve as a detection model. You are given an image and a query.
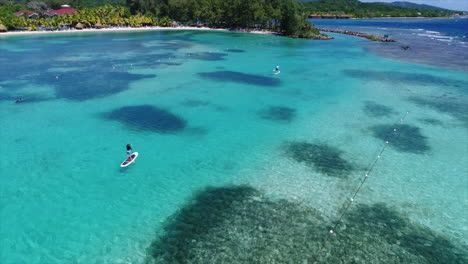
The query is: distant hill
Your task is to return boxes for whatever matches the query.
[300,0,456,17]
[386,1,448,10]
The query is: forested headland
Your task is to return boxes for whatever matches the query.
[0,0,324,38]
[301,0,459,18]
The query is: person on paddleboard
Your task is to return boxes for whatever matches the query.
[274,65,280,74]
[126,143,133,157]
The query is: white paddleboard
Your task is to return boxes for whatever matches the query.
[121,152,139,167]
[274,70,281,75]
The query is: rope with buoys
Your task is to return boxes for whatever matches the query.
[309,111,410,264]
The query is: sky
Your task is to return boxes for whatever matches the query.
[360,0,468,11]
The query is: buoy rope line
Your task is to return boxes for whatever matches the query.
[310,111,410,264]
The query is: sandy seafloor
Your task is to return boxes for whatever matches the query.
[0,23,467,263]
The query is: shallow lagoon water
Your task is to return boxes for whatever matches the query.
[1,29,467,263]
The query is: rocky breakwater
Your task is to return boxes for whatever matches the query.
[311,34,334,40]
[317,28,396,42]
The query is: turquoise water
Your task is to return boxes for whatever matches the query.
[1,30,467,263]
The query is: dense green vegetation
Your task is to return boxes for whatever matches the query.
[302,0,458,18]
[0,0,321,38]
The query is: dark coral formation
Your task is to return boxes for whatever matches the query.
[418,118,444,126]
[323,203,468,264]
[53,71,156,101]
[370,124,430,154]
[185,52,227,61]
[0,32,194,102]
[408,96,468,127]
[146,185,325,264]
[103,105,186,133]
[363,101,396,118]
[180,99,211,107]
[146,186,468,264]
[258,106,296,123]
[343,69,467,88]
[225,48,246,53]
[284,142,356,178]
[198,71,281,87]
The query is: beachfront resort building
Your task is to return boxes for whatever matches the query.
[14,5,76,18]
[14,10,40,18]
[44,5,77,17]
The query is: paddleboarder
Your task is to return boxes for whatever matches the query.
[126,143,133,157]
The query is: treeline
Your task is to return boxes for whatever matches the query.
[128,0,321,38]
[0,0,323,38]
[1,0,125,9]
[302,0,457,18]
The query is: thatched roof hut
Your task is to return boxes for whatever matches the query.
[95,22,104,29]
[75,22,84,30]
[171,21,179,28]
[0,24,7,32]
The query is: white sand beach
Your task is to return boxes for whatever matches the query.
[0,26,277,37]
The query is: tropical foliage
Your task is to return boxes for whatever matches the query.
[0,0,321,38]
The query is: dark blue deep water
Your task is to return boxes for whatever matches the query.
[311,17,468,71]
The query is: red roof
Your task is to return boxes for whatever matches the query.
[45,6,76,16]
[15,9,39,16]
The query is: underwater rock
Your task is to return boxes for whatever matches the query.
[408,96,468,127]
[198,71,281,87]
[418,118,444,126]
[103,105,186,133]
[344,69,467,88]
[363,101,396,118]
[185,52,227,61]
[180,99,211,107]
[146,186,468,264]
[370,124,430,154]
[225,48,246,53]
[324,203,468,264]
[258,106,296,123]
[284,141,356,178]
[146,185,325,264]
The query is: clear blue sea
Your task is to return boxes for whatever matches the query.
[311,17,468,71]
[1,19,467,264]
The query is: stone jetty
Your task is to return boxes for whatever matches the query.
[317,28,396,42]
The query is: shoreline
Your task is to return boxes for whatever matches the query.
[0,26,278,38]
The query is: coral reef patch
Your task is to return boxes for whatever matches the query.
[363,101,396,118]
[370,124,430,154]
[284,141,356,178]
[258,106,296,123]
[146,186,468,264]
[198,71,281,87]
[103,105,186,133]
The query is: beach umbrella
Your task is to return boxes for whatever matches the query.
[0,24,7,32]
[75,22,84,30]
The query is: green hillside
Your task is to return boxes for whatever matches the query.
[301,0,456,17]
